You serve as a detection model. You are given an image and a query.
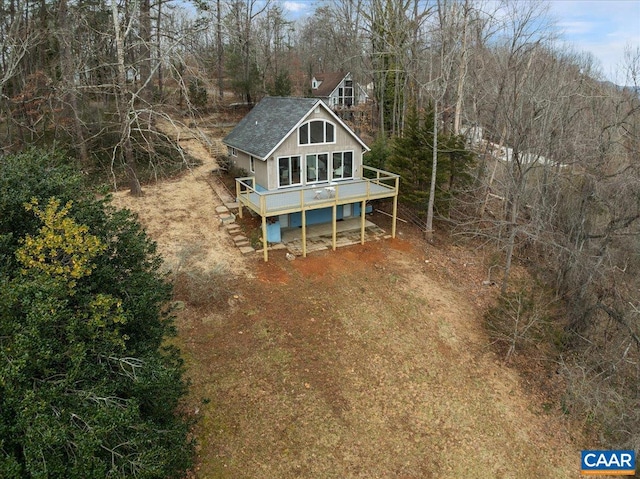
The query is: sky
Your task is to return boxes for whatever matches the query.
[280,0,640,86]
[547,0,640,85]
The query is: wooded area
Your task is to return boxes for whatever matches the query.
[1,0,639,468]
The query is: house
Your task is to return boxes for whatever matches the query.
[222,96,399,261]
[311,72,369,108]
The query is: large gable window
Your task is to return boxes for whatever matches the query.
[299,120,335,145]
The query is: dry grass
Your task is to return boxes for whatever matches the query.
[175,243,582,478]
[110,119,248,277]
[115,119,584,479]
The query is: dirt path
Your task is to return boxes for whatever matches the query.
[111,120,247,276]
[113,125,583,478]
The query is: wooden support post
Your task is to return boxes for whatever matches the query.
[262,215,268,262]
[302,209,307,257]
[360,200,366,245]
[260,195,266,217]
[236,182,243,219]
[332,204,337,251]
[392,194,398,239]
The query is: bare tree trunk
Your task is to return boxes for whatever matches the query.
[426,99,438,237]
[453,0,470,135]
[111,0,142,196]
[156,0,163,98]
[478,126,507,217]
[501,191,519,294]
[216,0,224,100]
[57,0,89,165]
[140,0,151,93]
[139,0,154,138]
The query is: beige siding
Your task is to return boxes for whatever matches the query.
[231,151,250,174]
[253,157,268,187]
[267,108,364,191]
[233,151,269,188]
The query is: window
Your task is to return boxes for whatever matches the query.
[278,156,301,187]
[306,153,328,183]
[229,146,237,156]
[249,156,255,173]
[310,121,324,143]
[338,80,354,106]
[327,123,335,142]
[298,120,335,145]
[332,151,353,180]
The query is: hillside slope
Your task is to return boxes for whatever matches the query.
[112,125,582,478]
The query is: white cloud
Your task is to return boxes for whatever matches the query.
[283,1,307,14]
[556,20,594,36]
[548,0,640,84]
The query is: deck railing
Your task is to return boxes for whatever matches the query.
[235,165,399,217]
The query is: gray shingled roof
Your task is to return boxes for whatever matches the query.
[223,97,320,159]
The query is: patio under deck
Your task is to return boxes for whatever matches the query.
[235,166,400,261]
[280,218,388,256]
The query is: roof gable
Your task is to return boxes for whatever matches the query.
[312,72,349,98]
[223,96,369,159]
[223,97,318,159]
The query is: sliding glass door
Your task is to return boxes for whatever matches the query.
[278,156,301,187]
[306,153,328,183]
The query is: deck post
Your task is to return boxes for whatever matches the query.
[302,209,307,257]
[360,200,366,244]
[262,215,268,262]
[236,181,243,219]
[332,204,337,251]
[392,193,398,239]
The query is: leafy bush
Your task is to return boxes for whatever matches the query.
[0,149,194,478]
[188,78,208,109]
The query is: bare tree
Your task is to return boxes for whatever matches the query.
[111,0,142,195]
[225,0,272,103]
[362,0,432,136]
[56,0,89,164]
[0,0,49,149]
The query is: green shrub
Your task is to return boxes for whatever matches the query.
[0,149,194,478]
[188,78,208,109]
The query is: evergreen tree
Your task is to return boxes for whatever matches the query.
[268,71,292,97]
[387,105,474,216]
[0,150,193,478]
[387,105,435,213]
[364,134,391,170]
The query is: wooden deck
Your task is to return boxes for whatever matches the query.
[235,166,400,261]
[235,166,399,217]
